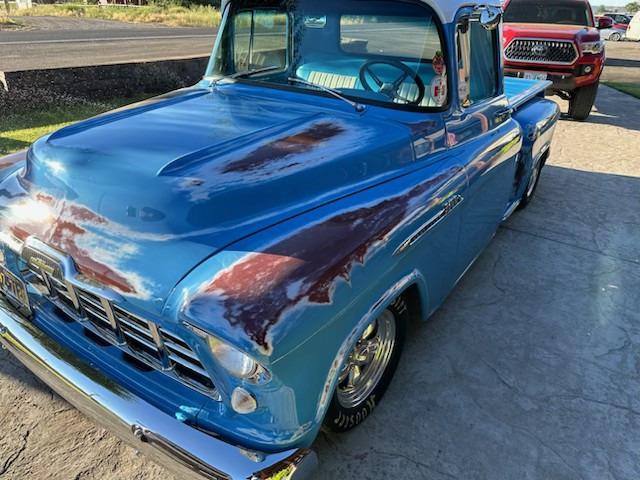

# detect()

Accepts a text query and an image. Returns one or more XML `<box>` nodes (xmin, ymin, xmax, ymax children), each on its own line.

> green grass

<box><xmin>12</xmin><ymin>4</ymin><xmax>221</xmax><ymax>28</ymax></box>
<box><xmin>603</xmin><ymin>81</ymin><xmax>640</xmax><ymax>100</ymax></box>
<box><xmin>0</xmin><ymin>14</ymin><xmax>21</xmax><ymax>29</ymax></box>
<box><xmin>0</xmin><ymin>96</ymin><xmax>148</xmax><ymax>156</ymax></box>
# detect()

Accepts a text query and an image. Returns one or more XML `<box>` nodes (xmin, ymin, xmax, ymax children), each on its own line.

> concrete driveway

<box><xmin>1</xmin><ymin>86</ymin><xmax>639</xmax><ymax>480</ymax></box>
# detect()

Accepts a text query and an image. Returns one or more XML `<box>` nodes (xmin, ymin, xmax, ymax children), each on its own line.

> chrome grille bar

<box><xmin>21</xmin><ymin>262</ymin><xmax>217</xmax><ymax>399</ymax></box>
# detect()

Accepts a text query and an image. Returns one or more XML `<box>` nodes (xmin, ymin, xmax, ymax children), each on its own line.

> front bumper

<box><xmin>504</xmin><ymin>59</ymin><xmax>603</xmax><ymax>92</ymax></box>
<box><xmin>0</xmin><ymin>298</ymin><xmax>317</xmax><ymax>480</ymax></box>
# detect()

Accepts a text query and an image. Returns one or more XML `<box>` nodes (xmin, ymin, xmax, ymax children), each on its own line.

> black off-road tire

<box><xmin>568</xmin><ymin>81</ymin><xmax>599</xmax><ymax>121</ymax></box>
<box><xmin>323</xmin><ymin>296</ymin><xmax>408</xmax><ymax>433</ymax></box>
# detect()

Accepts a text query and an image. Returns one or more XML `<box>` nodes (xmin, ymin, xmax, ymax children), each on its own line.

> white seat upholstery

<box><xmin>306</xmin><ymin>70</ymin><xmax>438</xmax><ymax>107</ymax></box>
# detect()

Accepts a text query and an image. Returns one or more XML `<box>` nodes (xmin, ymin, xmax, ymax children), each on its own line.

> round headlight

<box><xmin>208</xmin><ymin>337</ymin><xmax>258</xmax><ymax>378</ymax></box>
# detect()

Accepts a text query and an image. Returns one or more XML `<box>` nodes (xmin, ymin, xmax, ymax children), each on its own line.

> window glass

<box><xmin>504</xmin><ymin>1</ymin><xmax>591</xmax><ymax>26</ymax></box>
<box><xmin>209</xmin><ymin>0</ymin><xmax>448</xmax><ymax>109</ymax></box>
<box><xmin>457</xmin><ymin>20</ymin><xmax>499</xmax><ymax>106</ymax></box>
<box><xmin>340</xmin><ymin>15</ymin><xmax>442</xmax><ymax>60</ymax></box>
<box><xmin>233</xmin><ymin>9</ymin><xmax>288</xmax><ymax>72</ymax></box>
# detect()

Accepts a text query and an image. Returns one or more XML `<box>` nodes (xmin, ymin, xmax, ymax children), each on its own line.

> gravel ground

<box><xmin>1</xmin><ymin>86</ymin><xmax>639</xmax><ymax>480</ymax></box>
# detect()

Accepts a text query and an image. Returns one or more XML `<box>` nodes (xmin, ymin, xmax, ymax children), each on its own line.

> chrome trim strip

<box><xmin>394</xmin><ymin>195</ymin><xmax>464</xmax><ymax>256</ymax></box>
<box><xmin>0</xmin><ymin>300</ymin><xmax>317</xmax><ymax>480</ymax></box>
<box><xmin>502</xmin><ymin>199</ymin><xmax>521</xmax><ymax>221</ymax></box>
<box><xmin>504</xmin><ymin>38</ymin><xmax>579</xmax><ymax>66</ymax></box>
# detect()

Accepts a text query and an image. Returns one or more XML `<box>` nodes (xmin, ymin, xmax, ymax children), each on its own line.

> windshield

<box><xmin>504</xmin><ymin>1</ymin><xmax>593</xmax><ymax>26</ymax></box>
<box><xmin>208</xmin><ymin>0</ymin><xmax>448</xmax><ymax>109</ymax></box>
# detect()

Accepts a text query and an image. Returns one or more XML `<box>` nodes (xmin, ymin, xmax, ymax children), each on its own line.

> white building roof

<box><xmin>220</xmin><ymin>0</ymin><xmax>501</xmax><ymax>24</ymax></box>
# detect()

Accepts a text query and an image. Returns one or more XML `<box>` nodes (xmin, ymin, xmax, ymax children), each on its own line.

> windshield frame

<box><xmin>205</xmin><ymin>0</ymin><xmax>452</xmax><ymax>114</ymax></box>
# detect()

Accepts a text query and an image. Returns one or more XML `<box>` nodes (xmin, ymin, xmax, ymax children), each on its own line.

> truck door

<box><xmin>445</xmin><ymin>8</ymin><xmax>522</xmax><ymax>276</ymax></box>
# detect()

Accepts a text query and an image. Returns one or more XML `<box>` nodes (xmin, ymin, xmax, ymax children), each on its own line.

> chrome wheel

<box><xmin>337</xmin><ymin>310</ymin><xmax>397</xmax><ymax>409</ymax></box>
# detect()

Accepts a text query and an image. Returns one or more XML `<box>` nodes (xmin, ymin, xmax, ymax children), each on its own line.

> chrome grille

<box><xmin>505</xmin><ymin>39</ymin><xmax>578</xmax><ymax>65</ymax></box>
<box><xmin>22</xmin><ymin>261</ymin><xmax>218</xmax><ymax>399</ymax></box>
<box><xmin>160</xmin><ymin>327</ymin><xmax>216</xmax><ymax>392</ymax></box>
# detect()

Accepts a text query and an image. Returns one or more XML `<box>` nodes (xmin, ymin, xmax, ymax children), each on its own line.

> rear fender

<box><xmin>511</xmin><ymin>98</ymin><xmax>560</xmax><ymax>202</ymax></box>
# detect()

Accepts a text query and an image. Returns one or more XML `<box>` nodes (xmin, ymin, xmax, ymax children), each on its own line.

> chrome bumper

<box><xmin>0</xmin><ymin>299</ymin><xmax>317</xmax><ymax>480</ymax></box>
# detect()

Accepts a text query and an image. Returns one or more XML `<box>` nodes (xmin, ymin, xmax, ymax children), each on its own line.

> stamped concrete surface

<box><xmin>1</xmin><ymin>86</ymin><xmax>639</xmax><ymax>479</ymax></box>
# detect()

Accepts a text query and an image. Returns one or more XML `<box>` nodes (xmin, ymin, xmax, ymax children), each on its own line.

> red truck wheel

<box><xmin>568</xmin><ymin>81</ymin><xmax>599</xmax><ymax>121</ymax></box>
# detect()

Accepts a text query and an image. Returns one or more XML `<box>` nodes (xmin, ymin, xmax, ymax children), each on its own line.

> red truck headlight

<box><xmin>581</xmin><ymin>40</ymin><xmax>604</xmax><ymax>54</ymax></box>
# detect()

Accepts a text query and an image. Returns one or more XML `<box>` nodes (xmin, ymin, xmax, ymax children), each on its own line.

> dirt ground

<box><xmin>1</xmin><ymin>85</ymin><xmax>640</xmax><ymax>479</ymax></box>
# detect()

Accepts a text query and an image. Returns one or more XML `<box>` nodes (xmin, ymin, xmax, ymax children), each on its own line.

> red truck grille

<box><xmin>505</xmin><ymin>39</ymin><xmax>578</xmax><ymax>65</ymax></box>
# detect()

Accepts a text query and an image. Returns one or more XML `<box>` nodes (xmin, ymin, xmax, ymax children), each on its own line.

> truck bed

<box><xmin>505</xmin><ymin>77</ymin><xmax>552</xmax><ymax>111</ymax></box>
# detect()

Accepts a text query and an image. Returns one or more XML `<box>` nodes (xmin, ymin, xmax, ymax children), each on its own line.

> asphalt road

<box><xmin>1</xmin><ymin>86</ymin><xmax>639</xmax><ymax>479</ymax></box>
<box><xmin>1</xmin><ymin>15</ymin><xmax>638</xmax><ymax>78</ymax></box>
<box><xmin>0</xmin><ymin>16</ymin><xmax>216</xmax><ymax>71</ymax></box>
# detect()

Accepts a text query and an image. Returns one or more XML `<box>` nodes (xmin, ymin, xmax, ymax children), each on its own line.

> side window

<box><xmin>233</xmin><ymin>10</ymin><xmax>288</xmax><ymax>72</ymax></box>
<box><xmin>456</xmin><ymin>19</ymin><xmax>499</xmax><ymax>107</ymax></box>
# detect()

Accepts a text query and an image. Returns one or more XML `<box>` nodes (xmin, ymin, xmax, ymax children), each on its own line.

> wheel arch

<box><xmin>312</xmin><ymin>270</ymin><xmax>429</xmax><ymax>424</ymax></box>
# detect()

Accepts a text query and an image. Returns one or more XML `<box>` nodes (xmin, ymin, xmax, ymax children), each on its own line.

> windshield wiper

<box><xmin>231</xmin><ymin>65</ymin><xmax>285</xmax><ymax>80</ymax></box>
<box><xmin>288</xmin><ymin>77</ymin><xmax>366</xmax><ymax>113</ymax></box>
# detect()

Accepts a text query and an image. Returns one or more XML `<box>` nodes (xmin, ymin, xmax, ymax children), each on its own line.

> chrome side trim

<box><xmin>502</xmin><ymin>199</ymin><xmax>521</xmax><ymax>221</ymax></box>
<box><xmin>0</xmin><ymin>300</ymin><xmax>317</xmax><ymax>480</ymax></box>
<box><xmin>394</xmin><ymin>195</ymin><xmax>464</xmax><ymax>256</ymax></box>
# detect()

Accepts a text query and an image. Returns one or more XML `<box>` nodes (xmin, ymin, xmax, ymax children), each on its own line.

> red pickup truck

<box><xmin>503</xmin><ymin>0</ymin><xmax>612</xmax><ymax>120</ymax></box>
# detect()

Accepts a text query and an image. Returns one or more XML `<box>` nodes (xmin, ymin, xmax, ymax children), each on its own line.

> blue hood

<box><xmin>2</xmin><ymin>84</ymin><xmax>414</xmax><ymax>310</ymax></box>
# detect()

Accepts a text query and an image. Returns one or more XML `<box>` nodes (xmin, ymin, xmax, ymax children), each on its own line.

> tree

<box><xmin>627</xmin><ymin>2</ymin><xmax>640</xmax><ymax>14</ymax></box>
<box><xmin>596</xmin><ymin>4</ymin><xmax>606</xmax><ymax>14</ymax></box>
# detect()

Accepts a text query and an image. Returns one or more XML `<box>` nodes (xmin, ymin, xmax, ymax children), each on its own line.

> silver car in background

<box><xmin>601</xmin><ymin>27</ymin><xmax>627</xmax><ymax>41</ymax></box>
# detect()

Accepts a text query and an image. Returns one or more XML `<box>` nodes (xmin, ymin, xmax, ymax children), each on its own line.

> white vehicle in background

<box><xmin>628</xmin><ymin>12</ymin><xmax>640</xmax><ymax>41</ymax></box>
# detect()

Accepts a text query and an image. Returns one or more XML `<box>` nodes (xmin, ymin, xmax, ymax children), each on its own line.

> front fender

<box><xmin>0</xmin><ymin>150</ymin><xmax>27</xmax><ymax>180</ymax></box>
<box><xmin>163</xmin><ymin>152</ymin><xmax>464</xmax><ymax>447</ymax></box>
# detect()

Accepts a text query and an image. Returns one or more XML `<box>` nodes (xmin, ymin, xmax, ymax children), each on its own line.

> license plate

<box><xmin>523</xmin><ymin>71</ymin><xmax>548</xmax><ymax>81</ymax></box>
<box><xmin>0</xmin><ymin>265</ymin><xmax>29</xmax><ymax>310</ymax></box>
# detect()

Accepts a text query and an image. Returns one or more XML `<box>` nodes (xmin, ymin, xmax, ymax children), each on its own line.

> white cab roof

<box><xmin>220</xmin><ymin>1</ymin><xmax>501</xmax><ymax>24</ymax></box>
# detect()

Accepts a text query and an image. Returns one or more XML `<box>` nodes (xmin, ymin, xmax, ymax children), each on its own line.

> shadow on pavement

<box><xmin>577</xmin><ymin>86</ymin><xmax>640</xmax><ymax>132</ymax></box>
<box><xmin>606</xmin><ymin>57</ymin><xmax>640</xmax><ymax>68</ymax></box>
<box><xmin>313</xmin><ymin>165</ymin><xmax>640</xmax><ymax>479</ymax></box>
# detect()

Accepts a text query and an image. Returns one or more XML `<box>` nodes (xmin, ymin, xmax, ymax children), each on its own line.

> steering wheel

<box><xmin>359</xmin><ymin>59</ymin><xmax>426</xmax><ymax>106</ymax></box>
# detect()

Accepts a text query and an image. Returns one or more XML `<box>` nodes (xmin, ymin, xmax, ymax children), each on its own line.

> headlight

<box><xmin>581</xmin><ymin>41</ymin><xmax>604</xmax><ymax>54</ymax></box>
<box><xmin>186</xmin><ymin>323</ymin><xmax>269</xmax><ymax>382</ymax></box>
<box><xmin>208</xmin><ymin>336</ymin><xmax>260</xmax><ymax>378</ymax></box>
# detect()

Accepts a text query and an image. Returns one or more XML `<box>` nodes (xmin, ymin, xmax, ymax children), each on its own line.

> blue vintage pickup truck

<box><xmin>0</xmin><ymin>0</ymin><xmax>560</xmax><ymax>478</ymax></box>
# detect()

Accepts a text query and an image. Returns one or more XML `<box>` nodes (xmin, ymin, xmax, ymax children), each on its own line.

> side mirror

<box><xmin>597</xmin><ymin>17</ymin><xmax>613</xmax><ymax>30</ymax></box>
<box><xmin>478</xmin><ymin>5</ymin><xmax>503</xmax><ymax>31</ymax></box>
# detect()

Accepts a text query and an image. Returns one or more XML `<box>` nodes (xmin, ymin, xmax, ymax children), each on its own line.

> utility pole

<box><xmin>3</xmin><ymin>0</ymin><xmax>10</xmax><ymax>15</ymax></box>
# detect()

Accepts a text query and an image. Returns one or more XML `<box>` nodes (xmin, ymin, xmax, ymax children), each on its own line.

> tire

<box><xmin>518</xmin><ymin>153</ymin><xmax>545</xmax><ymax>210</ymax></box>
<box><xmin>610</xmin><ymin>33</ymin><xmax>622</xmax><ymax>42</ymax></box>
<box><xmin>568</xmin><ymin>81</ymin><xmax>599</xmax><ymax>121</ymax></box>
<box><xmin>323</xmin><ymin>296</ymin><xmax>408</xmax><ymax>433</ymax></box>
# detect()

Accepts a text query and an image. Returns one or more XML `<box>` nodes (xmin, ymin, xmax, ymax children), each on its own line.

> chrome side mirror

<box><xmin>478</xmin><ymin>5</ymin><xmax>503</xmax><ymax>31</ymax></box>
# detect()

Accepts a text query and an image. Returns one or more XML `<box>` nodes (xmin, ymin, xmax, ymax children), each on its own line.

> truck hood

<box><xmin>0</xmin><ymin>85</ymin><xmax>413</xmax><ymax>311</ymax></box>
<box><xmin>504</xmin><ymin>23</ymin><xmax>601</xmax><ymax>42</ymax></box>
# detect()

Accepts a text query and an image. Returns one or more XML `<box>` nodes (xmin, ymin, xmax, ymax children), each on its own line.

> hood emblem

<box><xmin>532</xmin><ymin>44</ymin><xmax>549</xmax><ymax>57</ymax></box>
